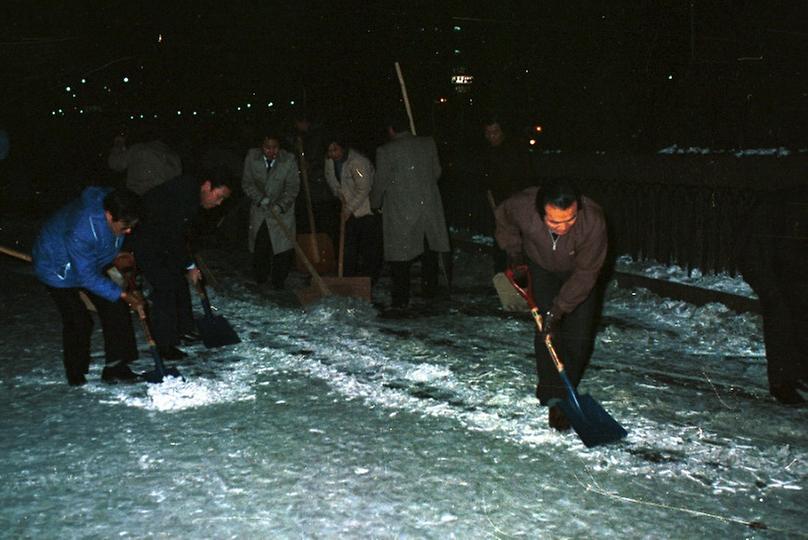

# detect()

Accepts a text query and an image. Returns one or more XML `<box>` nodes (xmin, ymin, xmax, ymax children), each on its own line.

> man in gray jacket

<box><xmin>108</xmin><ymin>131</ymin><xmax>182</xmax><ymax>195</ymax></box>
<box><xmin>370</xmin><ymin>116</ymin><xmax>449</xmax><ymax>309</ymax></box>
<box><xmin>242</xmin><ymin>133</ymin><xmax>300</xmax><ymax>289</ymax></box>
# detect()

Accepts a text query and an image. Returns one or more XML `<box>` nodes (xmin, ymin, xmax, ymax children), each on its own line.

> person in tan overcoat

<box><xmin>242</xmin><ymin>134</ymin><xmax>300</xmax><ymax>289</ymax></box>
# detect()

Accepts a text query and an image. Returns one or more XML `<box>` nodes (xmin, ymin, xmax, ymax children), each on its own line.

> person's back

<box><xmin>371</xmin><ymin>123</ymin><xmax>450</xmax><ymax>308</ymax></box>
<box><xmin>109</xmin><ymin>138</ymin><xmax>182</xmax><ymax>195</ymax></box>
<box><xmin>378</xmin><ymin>133</ymin><xmax>441</xmax><ymax>210</ymax></box>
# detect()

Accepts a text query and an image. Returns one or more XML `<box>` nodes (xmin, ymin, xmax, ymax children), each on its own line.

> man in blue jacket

<box><xmin>32</xmin><ymin>187</ymin><xmax>144</xmax><ymax>386</ymax></box>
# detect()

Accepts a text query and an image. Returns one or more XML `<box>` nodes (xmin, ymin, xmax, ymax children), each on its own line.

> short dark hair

<box><xmin>103</xmin><ymin>188</ymin><xmax>142</xmax><ymax>224</ymax></box>
<box><xmin>384</xmin><ymin>111</ymin><xmax>411</xmax><ymax>133</ymax></box>
<box><xmin>535</xmin><ymin>179</ymin><xmax>581</xmax><ymax>218</ymax></box>
<box><xmin>325</xmin><ymin>134</ymin><xmax>349</xmax><ymax>153</ymax></box>
<box><xmin>200</xmin><ymin>166</ymin><xmax>235</xmax><ymax>191</ymax></box>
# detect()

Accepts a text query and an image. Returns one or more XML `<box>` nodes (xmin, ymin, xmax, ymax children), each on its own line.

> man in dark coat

<box><xmin>32</xmin><ymin>187</ymin><xmax>144</xmax><ymax>385</ymax></box>
<box><xmin>482</xmin><ymin>116</ymin><xmax>536</xmax><ymax>274</ymax></box>
<box><xmin>370</xmin><ymin>116</ymin><xmax>450</xmax><ymax>309</ymax></box>
<box><xmin>132</xmin><ymin>171</ymin><xmax>232</xmax><ymax>359</ymax></box>
<box><xmin>496</xmin><ymin>179</ymin><xmax>608</xmax><ymax>430</ymax></box>
<box><xmin>738</xmin><ymin>186</ymin><xmax>808</xmax><ymax>405</ymax></box>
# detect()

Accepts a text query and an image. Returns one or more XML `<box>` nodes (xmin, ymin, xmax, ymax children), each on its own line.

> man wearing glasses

<box><xmin>495</xmin><ymin>179</ymin><xmax>608</xmax><ymax>431</ymax></box>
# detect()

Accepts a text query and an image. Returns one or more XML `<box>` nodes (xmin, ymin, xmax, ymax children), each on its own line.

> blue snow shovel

<box><xmin>505</xmin><ymin>267</ymin><xmax>627</xmax><ymax>447</ymax></box>
<box><xmin>135</xmin><ymin>305</ymin><xmax>184</xmax><ymax>384</ymax></box>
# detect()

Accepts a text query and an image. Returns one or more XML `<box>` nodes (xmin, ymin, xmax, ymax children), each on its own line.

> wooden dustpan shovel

<box><xmin>317</xmin><ymin>200</ymin><xmax>372</xmax><ymax>302</ymax></box>
<box><xmin>505</xmin><ymin>266</ymin><xmax>627</xmax><ymax>447</ymax></box>
<box><xmin>294</xmin><ymin>136</ymin><xmax>335</xmax><ymax>275</ymax></box>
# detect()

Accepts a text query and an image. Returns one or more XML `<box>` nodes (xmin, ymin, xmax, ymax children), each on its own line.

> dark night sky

<box><xmin>2</xmin><ymin>1</ymin><xmax>807</xmax><ymax>150</ymax></box>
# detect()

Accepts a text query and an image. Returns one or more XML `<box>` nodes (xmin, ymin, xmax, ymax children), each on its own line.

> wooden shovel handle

<box><xmin>135</xmin><ymin>305</ymin><xmax>157</xmax><ymax>347</ymax></box>
<box><xmin>0</xmin><ymin>245</ymin><xmax>32</xmax><ymax>262</ymax></box>
<box><xmin>295</xmin><ymin>136</ymin><xmax>321</xmax><ymax>262</ymax></box>
<box><xmin>268</xmin><ymin>206</ymin><xmax>331</xmax><ymax>295</ymax></box>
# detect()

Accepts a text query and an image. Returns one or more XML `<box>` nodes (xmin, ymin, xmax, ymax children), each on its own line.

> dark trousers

<box><xmin>528</xmin><ymin>261</ymin><xmax>599</xmax><ymax>404</ymax></box>
<box><xmin>344</xmin><ymin>213</ymin><xmax>383</xmax><ymax>283</ymax></box>
<box><xmin>389</xmin><ymin>239</ymin><xmax>440</xmax><ymax>308</ymax></box>
<box><xmin>47</xmin><ymin>287</ymin><xmax>138</xmax><ymax>383</ymax></box>
<box><xmin>138</xmin><ymin>260</ymin><xmax>196</xmax><ymax>347</ymax></box>
<box><xmin>758</xmin><ymin>290</ymin><xmax>808</xmax><ymax>387</ymax></box>
<box><xmin>253</xmin><ymin>222</ymin><xmax>294</xmax><ymax>288</ymax></box>
<box><xmin>737</xmin><ymin>191</ymin><xmax>808</xmax><ymax>391</ymax></box>
<box><xmin>296</xmin><ymin>198</ymin><xmax>340</xmax><ymax>245</ymax></box>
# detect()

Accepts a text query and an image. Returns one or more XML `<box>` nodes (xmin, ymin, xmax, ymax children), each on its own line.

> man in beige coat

<box><xmin>370</xmin><ymin>117</ymin><xmax>449</xmax><ymax>308</ymax></box>
<box><xmin>325</xmin><ymin>137</ymin><xmax>382</xmax><ymax>283</ymax></box>
<box><xmin>242</xmin><ymin>134</ymin><xmax>300</xmax><ymax>289</ymax></box>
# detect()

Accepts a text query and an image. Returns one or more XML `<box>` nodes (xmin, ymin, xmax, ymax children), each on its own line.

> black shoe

<box><xmin>102</xmin><ymin>363</ymin><xmax>142</xmax><ymax>383</ymax></box>
<box><xmin>771</xmin><ymin>384</ymin><xmax>806</xmax><ymax>406</ymax></box>
<box><xmin>158</xmin><ymin>346</ymin><xmax>188</xmax><ymax>360</ymax></box>
<box><xmin>181</xmin><ymin>331</ymin><xmax>201</xmax><ymax>345</ymax></box>
<box><xmin>67</xmin><ymin>372</ymin><xmax>87</xmax><ymax>386</ymax></box>
<box><xmin>549</xmin><ymin>405</ymin><xmax>571</xmax><ymax>431</ymax></box>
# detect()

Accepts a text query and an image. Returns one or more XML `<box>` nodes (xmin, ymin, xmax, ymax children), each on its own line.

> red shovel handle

<box><xmin>504</xmin><ymin>265</ymin><xmax>534</xmax><ymax>308</ymax></box>
<box><xmin>503</xmin><ymin>265</ymin><xmax>566</xmax><ymax>373</ymax></box>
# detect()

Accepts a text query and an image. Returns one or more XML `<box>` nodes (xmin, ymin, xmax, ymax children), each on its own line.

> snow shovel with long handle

<box><xmin>505</xmin><ymin>266</ymin><xmax>627</xmax><ymax>447</ymax></box>
<box><xmin>135</xmin><ymin>304</ymin><xmax>184</xmax><ymax>383</ymax></box>
<box><xmin>293</xmin><ymin>135</ymin><xmax>336</xmax><ymax>275</ymax></box>
<box><xmin>194</xmin><ymin>276</ymin><xmax>241</xmax><ymax>349</ymax></box>
<box><xmin>268</xmin><ymin>205</ymin><xmax>332</xmax><ymax>306</ymax></box>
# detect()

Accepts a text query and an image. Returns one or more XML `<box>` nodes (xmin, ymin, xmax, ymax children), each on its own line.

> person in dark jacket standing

<box><xmin>370</xmin><ymin>116</ymin><xmax>450</xmax><ymax>309</ymax></box>
<box><xmin>481</xmin><ymin>116</ymin><xmax>536</xmax><ymax>274</ymax></box>
<box><xmin>738</xmin><ymin>186</ymin><xmax>808</xmax><ymax>405</ymax></box>
<box><xmin>495</xmin><ymin>180</ymin><xmax>608</xmax><ymax>430</ymax></box>
<box><xmin>32</xmin><ymin>187</ymin><xmax>144</xmax><ymax>385</ymax></box>
<box><xmin>133</xmin><ymin>172</ymin><xmax>232</xmax><ymax>359</ymax></box>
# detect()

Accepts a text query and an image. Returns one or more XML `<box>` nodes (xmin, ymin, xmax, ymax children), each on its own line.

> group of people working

<box><xmin>29</xmin><ymin>113</ymin><xmax>803</xmax><ymax>440</ymax></box>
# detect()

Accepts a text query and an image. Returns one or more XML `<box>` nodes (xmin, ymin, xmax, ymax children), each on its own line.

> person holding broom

<box><xmin>324</xmin><ymin>135</ymin><xmax>382</xmax><ymax>284</ymax></box>
<box><xmin>495</xmin><ymin>179</ymin><xmax>608</xmax><ymax>430</ymax></box>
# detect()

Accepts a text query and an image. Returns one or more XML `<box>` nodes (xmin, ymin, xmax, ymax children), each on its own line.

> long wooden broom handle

<box><xmin>1</xmin><ymin>244</ymin><xmax>100</xmax><ymax>312</ymax></box>
<box><xmin>395</xmin><ymin>62</ymin><xmax>417</xmax><ymax>135</ymax></box>
<box><xmin>268</xmin><ymin>206</ymin><xmax>331</xmax><ymax>295</ymax></box>
<box><xmin>295</xmin><ymin>136</ymin><xmax>321</xmax><ymax>263</ymax></box>
<box><xmin>0</xmin><ymin>245</ymin><xmax>32</xmax><ymax>262</ymax></box>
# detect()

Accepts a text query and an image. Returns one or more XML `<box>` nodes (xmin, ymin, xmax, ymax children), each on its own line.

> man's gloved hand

<box><xmin>259</xmin><ymin>196</ymin><xmax>271</xmax><ymax>208</ymax></box>
<box><xmin>122</xmin><ymin>290</ymin><xmax>145</xmax><ymax>311</ymax></box>
<box><xmin>542</xmin><ymin>308</ymin><xmax>562</xmax><ymax>340</ymax></box>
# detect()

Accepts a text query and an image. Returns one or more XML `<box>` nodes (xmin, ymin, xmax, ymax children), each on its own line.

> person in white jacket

<box><xmin>324</xmin><ymin>137</ymin><xmax>382</xmax><ymax>283</ymax></box>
